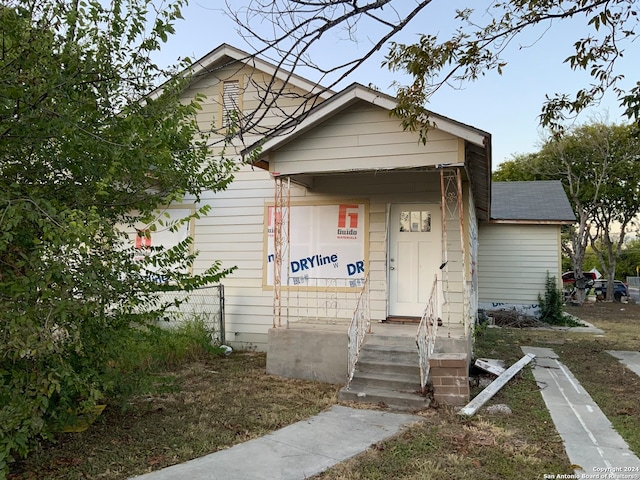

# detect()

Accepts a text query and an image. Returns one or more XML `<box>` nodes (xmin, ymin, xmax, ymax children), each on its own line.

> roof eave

<box><xmin>148</xmin><ymin>43</ymin><xmax>334</xmax><ymax>101</ymax></box>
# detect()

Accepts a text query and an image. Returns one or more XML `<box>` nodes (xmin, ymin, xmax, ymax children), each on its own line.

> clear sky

<box><xmin>156</xmin><ymin>1</ymin><xmax>640</xmax><ymax>170</ymax></box>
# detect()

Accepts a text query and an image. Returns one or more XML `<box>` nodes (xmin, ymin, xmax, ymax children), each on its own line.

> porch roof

<box><xmin>245</xmin><ymin>83</ymin><xmax>493</xmax><ymax>221</ymax></box>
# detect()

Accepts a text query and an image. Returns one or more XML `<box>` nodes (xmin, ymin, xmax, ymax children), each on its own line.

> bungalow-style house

<box><xmin>146</xmin><ymin>44</ymin><xmax>575</xmax><ymax>407</ymax></box>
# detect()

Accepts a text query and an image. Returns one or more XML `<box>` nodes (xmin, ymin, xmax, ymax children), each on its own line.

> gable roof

<box><xmin>149</xmin><ymin>43</ymin><xmax>333</xmax><ymax>101</ymax></box>
<box><xmin>252</xmin><ymin>83</ymin><xmax>490</xmax><ymax>153</ymax></box>
<box><xmin>246</xmin><ymin>82</ymin><xmax>492</xmax><ymax>220</ymax></box>
<box><xmin>490</xmin><ymin>181</ymin><xmax>575</xmax><ymax>224</ymax></box>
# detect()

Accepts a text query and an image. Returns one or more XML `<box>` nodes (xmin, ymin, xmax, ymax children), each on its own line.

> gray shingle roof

<box><xmin>491</xmin><ymin>180</ymin><xmax>576</xmax><ymax>222</ymax></box>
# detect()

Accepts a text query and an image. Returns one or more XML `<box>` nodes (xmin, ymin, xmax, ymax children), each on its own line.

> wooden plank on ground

<box><xmin>459</xmin><ymin>353</ymin><xmax>536</xmax><ymax>417</ymax></box>
<box><xmin>474</xmin><ymin>358</ymin><xmax>506</xmax><ymax>376</ymax></box>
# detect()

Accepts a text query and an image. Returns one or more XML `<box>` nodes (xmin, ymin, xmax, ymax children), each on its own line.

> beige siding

<box><xmin>177</xmin><ymin>61</ymin><xmax>324</xmax><ymax>350</ymax></box>
<box><xmin>270</xmin><ymin>103</ymin><xmax>460</xmax><ymax>175</ymax></box>
<box><xmin>478</xmin><ymin>224</ymin><xmax>562</xmax><ymax>307</ymax></box>
<box><xmin>173</xmin><ymin>64</ymin><xmax>472</xmax><ymax>350</ymax></box>
<box><xmin>188</xmin><ymin>167</ymin><xmax>468</xmax><ymax>349</ymax></box>
<box><xmin>186</xmin><ymin>65</ymin><xmax>320</xmax><ymax>145</ymax></box>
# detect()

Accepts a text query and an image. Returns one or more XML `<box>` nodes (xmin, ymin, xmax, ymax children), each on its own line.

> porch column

<box><xmin>272</xmin><ymin>174</ymin><xmax>290</xmax><ymax>327</ymax></box>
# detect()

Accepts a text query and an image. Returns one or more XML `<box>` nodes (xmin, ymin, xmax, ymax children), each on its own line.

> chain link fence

<box><xmin>626</xmin><ymin>277</ymin><xmax>640</xmax><ymax>303</ymax></box>
<box><xmin>156</xmin><ymin>285</ymin><xmax>225</xmax><ymax>344</ymax></box>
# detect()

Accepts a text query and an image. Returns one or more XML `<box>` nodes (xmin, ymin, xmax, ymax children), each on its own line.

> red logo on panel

<box><xmin>337</xmin><ymin>204</ymin><xmax>359</xmax><ymax>239</ymax></box>
<box><xmin>338</xmin><ymin>204</ymin><xmax>359</xmax><ymax>229</ymax></box>
<box><xmin>135</xmin><ymin>229</ymin><xmax>152</xmax><ymax>249</ymax></box>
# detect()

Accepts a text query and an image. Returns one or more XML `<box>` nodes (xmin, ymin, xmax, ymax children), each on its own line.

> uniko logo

<box><xmin>337</xmin><ymin>204</ymin><xmax>359</xmax><ymax>239</ymax></box>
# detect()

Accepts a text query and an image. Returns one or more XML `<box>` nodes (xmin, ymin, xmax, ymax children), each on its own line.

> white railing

<box><xmin>286</xmin><ymin>276</ymin><xmax>366</xmax><ymax>326</ymax></box>
<box><xmin>416</xmin><ymin>276</ymin><xmax>439</xmax><ymax>394</ymax></box>
<box><xmin>346</xmin><ymin>273</ymin><xmax>371</xmax><ymax>388</ymax></box>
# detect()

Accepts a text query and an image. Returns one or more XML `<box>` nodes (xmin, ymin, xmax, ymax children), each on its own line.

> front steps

<box><xmin>338</xmin><ymin>330</ymin><xmax>430</xmax><ymax>410</ymax></box>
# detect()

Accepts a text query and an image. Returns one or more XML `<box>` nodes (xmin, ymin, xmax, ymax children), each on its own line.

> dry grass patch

<box><xmin>314</xmin><ymin>405</ymin><xmax>570</xmax><ymax>480</ymax></box>
<box><xmin>9</xmin><ymin>352</ymin><xmax>340</xmax><ymax>480</ymax></box>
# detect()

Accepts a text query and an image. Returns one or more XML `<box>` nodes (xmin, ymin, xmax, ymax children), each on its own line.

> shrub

<box><xmin>538</xmin><ymin>272</ymin><xmax>566</xmax><ymax>325</ymax></box>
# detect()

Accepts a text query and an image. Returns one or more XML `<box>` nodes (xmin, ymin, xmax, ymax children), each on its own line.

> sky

<box><xmin>155</xmin><ymin>1</ymin><xmax>640</xmax><ymax>170</ymax></box>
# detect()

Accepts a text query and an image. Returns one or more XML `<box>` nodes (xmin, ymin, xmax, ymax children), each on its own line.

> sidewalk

<box><xmin>130</xmin><ymin>405</ymin><xmax>423</xmax><ymax>480</ymax></box>
<box><xmin>522</xmin><ymin>346</ymin><xmax>640</xmax><ymax>478</ymax></box>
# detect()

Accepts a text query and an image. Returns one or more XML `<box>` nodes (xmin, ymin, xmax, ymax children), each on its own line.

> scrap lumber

<box><xmin>475</xmin><ymin>358</ymin><xmax>506</xmax><ymax>376</ymax></box>
<box><xmin>459</xmin><ymin>353</ymin><xmax>536</xmax><ymax>417</ymax></box>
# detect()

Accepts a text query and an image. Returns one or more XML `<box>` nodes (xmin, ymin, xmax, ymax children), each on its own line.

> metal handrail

<box><xmin>346</xmin><ymin>273</ymin><xmax>370</xmax><ymax>388</ymax></box>
<box><xmin>416</xmin><ymin>275</ymin><xmax>439</xmax><ymax>394</ymax></box>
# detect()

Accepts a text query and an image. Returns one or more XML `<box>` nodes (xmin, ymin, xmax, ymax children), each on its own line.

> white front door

<box><xmin>388</xmin><ymin>204</ymin><xmax>441</xmax><ymax>317</ymax></box>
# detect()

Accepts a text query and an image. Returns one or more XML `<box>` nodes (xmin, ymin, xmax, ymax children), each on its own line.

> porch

<box><xmin>266</xmin><ymin>271</ymin><xmax>474</xmax><ymax>407</ymax></box>
<box><xmin>249</xmin><ymin>85</ymin><xmax>491</xmax><ymax>407</ymax></box>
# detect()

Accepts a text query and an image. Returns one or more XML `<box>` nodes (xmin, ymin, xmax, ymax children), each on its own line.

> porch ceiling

<box><xmin>268</xmin><ymin>140</ymin><xmax>491</xmax><ymax>222</ymax></box>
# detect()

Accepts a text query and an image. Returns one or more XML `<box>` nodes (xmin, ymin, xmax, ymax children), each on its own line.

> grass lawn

<box><xmin>9</xmin><ymin>302</ymin><xmax>640</xmax><ymax>479</ymax></box>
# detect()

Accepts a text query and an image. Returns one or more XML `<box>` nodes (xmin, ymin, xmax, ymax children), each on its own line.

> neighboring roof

<box><xmin>490</xmin><ymin>180</ymin><xmax>575</xmax><ymax>224</ymax></box>
<box><xmin>149</xmin><ymin>43</ymin><xmax>334</xmax><ymax>101</ymax></box>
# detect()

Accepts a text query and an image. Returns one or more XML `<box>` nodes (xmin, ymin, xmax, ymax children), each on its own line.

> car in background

<box><xmin>591</xmin><ymin>279</ymin><xmax>629</xmax><ymax>301</ymax></box>
<box><xmin>562</xmin><ymin>271</ymin><xmax>597</xmax><ymax>289</ymax></box>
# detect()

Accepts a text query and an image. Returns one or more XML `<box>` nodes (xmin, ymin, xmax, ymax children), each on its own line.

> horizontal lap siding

<box><xmin>190</xmin><ymin>169</ymin><xmax>459</xmax><ymax>348</ymax></box>
<box><xmin>478</xmin><ymin>224</ymin><xmax>561</xmax><ymax>305</ymax></box>
<box><xmin>271</xmin><ymin>103</ymin><xmax>460</xmax><ymax>174</ymax></box>
<box><xmin>180</xmin><ymin>65</ymin><xmax>329</xmax><ymax>350</ymax></box>
<box><xmin>177</xmin><ymin>69</ymin><xmax>468</xmax><ymax>348</ymax></box>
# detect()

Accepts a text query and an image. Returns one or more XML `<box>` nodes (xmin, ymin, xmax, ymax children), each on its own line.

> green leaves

<box><xmin>1</xmin><ymin>1</ymin><xmax>237</xmax><ymax>474</ymax></box>
<box><xmin>384</xmin><ymin>1</ymin><xmax>640</xmax><ymax>137</ymax></box>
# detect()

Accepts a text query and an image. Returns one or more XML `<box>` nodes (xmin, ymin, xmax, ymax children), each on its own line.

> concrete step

<box><xmin>355</xmin><ymin>358</ymin><xmax>421</xmax><ymax>376</ymax></box>
<box><xmin>348</xmin><ymin>371</ymin><xmax>420</xmax><ymax>392</ymax></box>
<box><xmin>338</xmin><ymin>385</ymin><xmax>429</xmax><ymax>410</ymax></box>
<box><xmin>358</xmin><ymin>344</ymin><xmax>418</xmax><ymax>364</ymax></box>
<box><xmin>364</xmin><ymin>333</ymin><xmax>416</xmax><ymax>347</ymax></box>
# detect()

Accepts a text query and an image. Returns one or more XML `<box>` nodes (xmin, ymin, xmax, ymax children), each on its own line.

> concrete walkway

<box><xmin>522</xmin><ymin>346</ymin><xmax>640</xmax><ymax>478</ymax></box>
<box><xmin>607</xmin><ymin>350</ymin><xmax>640</xmax><ymax>378</ymax></box>
<box><xmin>130</xmin><ymin>405</ymin><xmax>422</xmax><ymax>480</ymax></box>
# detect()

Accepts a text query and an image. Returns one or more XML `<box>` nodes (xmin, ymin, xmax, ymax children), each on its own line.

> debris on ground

<box><xmin>485</xmin><ymin>404</ymin><xmax>513</xmax><ymax>415</ymax></box>
<box><xmin>485</xmin><ymin>309</ymin><xmax>546</xmax><ymax>328</ymax></box>
<box><xmin>459</xmin><ymin>353</ymin><xmax>536</xmax><ymax>417</ymax></box>
<box><xmin>475</xmin><ymin>358</ymin><xmax>506</xmax><ymax>376</ymax></box>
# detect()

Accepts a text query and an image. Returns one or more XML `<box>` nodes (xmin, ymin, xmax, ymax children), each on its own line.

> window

<box><xmin>399</xmin><ymin>210</ymin><xmax>431</xmax><ymax>232</ymax></box>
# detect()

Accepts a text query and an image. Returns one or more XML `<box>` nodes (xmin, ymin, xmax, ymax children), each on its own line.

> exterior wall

<box><xmin>477</xmin><ymin>223</ymin><xmax>562</xmax><ymax>311</ymax></box>
<box><xmin>189</xmin><ymin>169</ymin><xmax>469</xmax><ymax>351</ymax></box>
<box><xmin>186</xmin><ymin>63</ymin><xmax>319</xmax><ymax>148</ymax></box>
<box><xmin>269</xmin><ymin>102</ymin><xmax>461</xmax><ymax>175</ymax></box>
<box><xmin>173</xmin><ymin>64</ymin><xmax>470</xmax><ymax>351</ymax></box>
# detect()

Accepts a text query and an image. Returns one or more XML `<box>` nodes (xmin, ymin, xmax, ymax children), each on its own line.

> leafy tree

<box><xmin>492</xmin><ymin>153</ymin><xmax>545</xmax><ymax>182</ymax></box>
<box><xmin>0</xmin><ymin>1</ymin><xmax>235</xmax><ymax>472</ymax></box>
<box><xmin>616</xmin><ymin>238</ymin><xmax>640</xmax><ymax>279</ymax></box>
<box><xmin>493</xmin><ymin>122</ymin><xmax>640</xmax><ymax>301</ymax></box>
<box><xmin>227</xmin><ymin>1</ymin><xmax>640</xmax><ymax>142</ymax></box>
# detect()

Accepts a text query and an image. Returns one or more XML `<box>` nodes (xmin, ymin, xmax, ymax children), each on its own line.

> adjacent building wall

<box><xmin>477</xmin><ymin>223</ymin><xmax>562</xmax><ymax>311</ymax></box>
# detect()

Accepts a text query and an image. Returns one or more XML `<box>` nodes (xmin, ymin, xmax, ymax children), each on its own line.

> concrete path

<box><xmin>607</xmin><ymin>350</ymin><xmax>640</xmax><ymax>378</ymax></box>
<box><xmin>522</xmin><ymin>346</ymin><xmax>640</xmax><ymax>478</ymax></box>
<box><xmin>130</xmin><ymin>405</ymin><xmax>422</xmax><ymax>480</ymax></box>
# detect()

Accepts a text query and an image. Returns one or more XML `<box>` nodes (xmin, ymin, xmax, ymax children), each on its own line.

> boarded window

<box><xmin>222</xmin><ymin>80</ymin><xmax>240</xmax><ymax>127</ymax></box>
